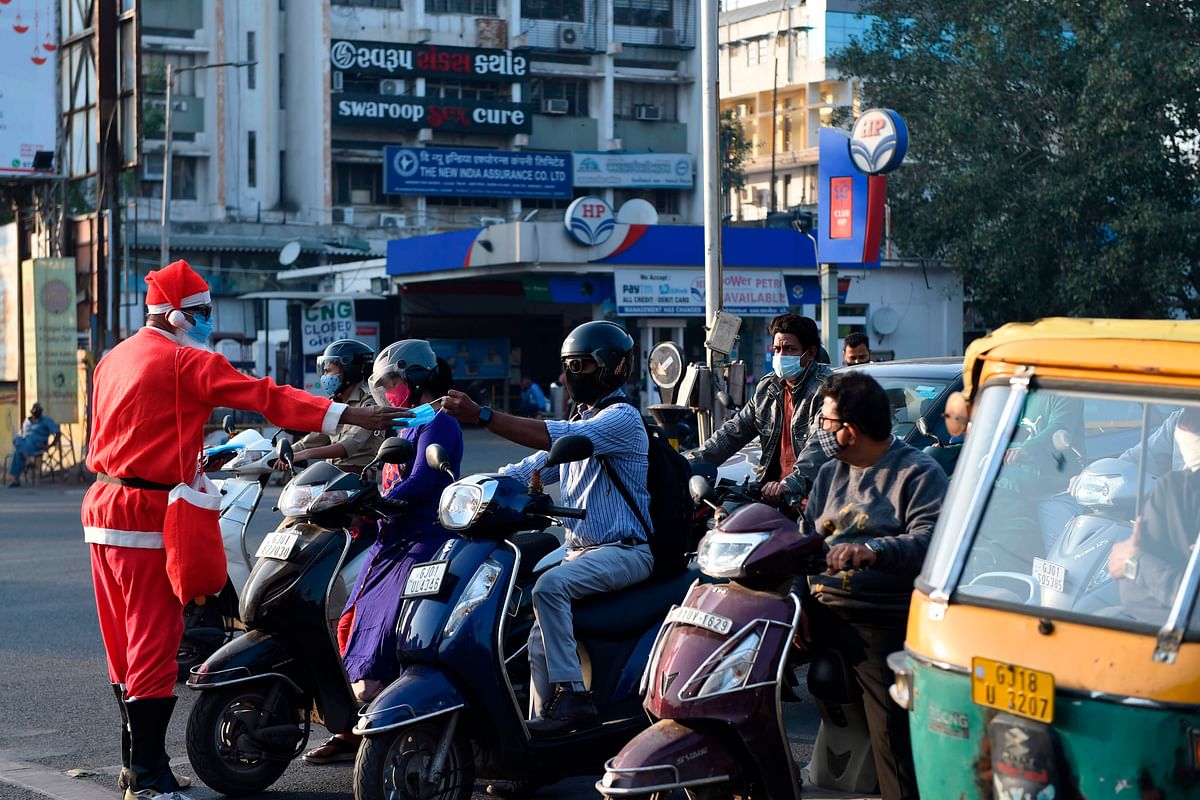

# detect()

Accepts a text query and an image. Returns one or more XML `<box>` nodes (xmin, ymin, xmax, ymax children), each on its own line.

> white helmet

<box><xmin>369</xmin><ymin>339</ymin><xmax>438</xmax><ymax>406</ymax></box>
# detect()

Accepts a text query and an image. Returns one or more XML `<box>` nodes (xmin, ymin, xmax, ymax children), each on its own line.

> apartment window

<box><xmin>334</xmin><ymin>162</ymin><xmax>382</xmax><ymax>205</ymax></box>
<box><xmin>247</xmin><ymin>131</ymin><xmax>257</xmax><ymax>188</ymax></box>
<box><xmin>613</xmin><ymin>81</ymin><xmax>677</xmax><ymax>121</ymax></box>
<box><xmin>614</xmin><ymin>0</ymin><xmax>671</xmax><ymax>28</ymax></box>
<box><xmin>523</xmin><ymin>0</ymin><xmax>584</xmax><ymax>21</ymax></box>
<box><xmin>424</xmin><ymin>80</ymin><xmax>503</xmax><ymax>101</ymax></box>
<box><xmin>138</xmin><ymin>154</ymin><xmax>198</xmax><ymax>200</ymax></box>
<box><xmin>746</xmin><ymin>38</ymin><xmax>768</xmax><ymax>66</ymax></box>
<box><xmin>530</xmin><ymin>78</ymin><xmax>589</xmax><ymax>116</ymax></box>
<box><xmin>425</xmin><ymin>0</ymin><xmax>498</xmax><ymax>15</ymax></box>
<box><xmin>247</xmin><ymin>32</ymin><xmax>256</xmax><ymax>89</ymax></box>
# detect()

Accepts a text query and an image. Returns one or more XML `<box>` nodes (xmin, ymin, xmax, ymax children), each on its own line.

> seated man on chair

<box><xmin>9</xmin><ymin>402</ymin><xmax>59</xmax><ymax>488</ymax></box>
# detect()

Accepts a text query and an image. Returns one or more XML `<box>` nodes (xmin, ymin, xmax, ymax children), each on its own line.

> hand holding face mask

<box><xmin>394</xmin><ymin>397</ymin><xmax>445</xmax><ymax>428</ymax></box>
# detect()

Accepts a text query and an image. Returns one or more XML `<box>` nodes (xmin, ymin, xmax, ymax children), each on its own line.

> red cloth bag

<box><xmin>163</xmin><ymin>349</ymin><xmax>227</xmax><ymax>604</ymax></box>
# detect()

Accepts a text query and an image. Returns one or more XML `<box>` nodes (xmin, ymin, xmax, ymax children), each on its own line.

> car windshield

<box><xmin>921</xmin><ymin>384</ymin><xmax>1200</xmax><ymax>636</ymax></box>
<box><xmin>873</xmin><ymin>375</ymin><xmax>955</xmax><ymax>439</ymax></box>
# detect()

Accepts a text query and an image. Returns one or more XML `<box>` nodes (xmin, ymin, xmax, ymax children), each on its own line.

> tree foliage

<box><xmin>720</xmin><ymin>109</ymin><xmax>753</xmax><ymax>215</ymax></box>
<box><xmin>834</xmin><ymin>1</ymin><xmax>1200</xmax><ymax>323</ymax></box>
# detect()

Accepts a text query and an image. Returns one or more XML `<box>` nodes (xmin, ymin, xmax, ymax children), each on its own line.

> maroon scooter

<box><xmin>597</xmin><ymin>478</ymin><xmax>828</xmax><ymax>800</ymax></box>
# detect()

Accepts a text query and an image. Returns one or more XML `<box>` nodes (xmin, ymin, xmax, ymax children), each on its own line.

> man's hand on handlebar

<box><xmin>825</xmin><ymin>542</ymin><xmax>877</xmax><ymax>574</ymax></box>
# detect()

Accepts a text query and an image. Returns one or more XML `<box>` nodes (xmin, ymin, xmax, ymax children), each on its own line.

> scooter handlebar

<box><xmin>548</xmin><ymin>505</ymin><xmax>586</xmax><ymax>520</ymax></box>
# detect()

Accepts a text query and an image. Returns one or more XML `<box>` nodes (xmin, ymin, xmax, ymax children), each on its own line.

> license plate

<box><xmin>666</xmin><ymin>605</ymin><xmax>734</xmax><ymax>636</ymax></box>
<box><xmin>255</xmin><ymin>531</ymin><xmax>300</xmax><ymax>561</ymax></box>
<box><xmin>971</xmin><ymin>657</ymin><xmax>1054</xmax><ymax>723</ymax></box>
<box><xmin>404</xmin><ymin>561</ymin><xmax>449</xmax><ymax>597</ymax></box>
<box><xmin>1032</xmin><ymin>557</ymin><xmax>1066</xmax><ymax>593</ymax></box>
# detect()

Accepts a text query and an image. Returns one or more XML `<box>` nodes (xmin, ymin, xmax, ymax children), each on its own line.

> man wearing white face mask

<box><xmin>688</xmin><ymin>312</ymin><xmax>833</xmax><ymax>502</ymax></box>
<box><xmin>1108</xmin><ymin>406</ymin><xmax>1200</xmax><ymax>623</ymax></box>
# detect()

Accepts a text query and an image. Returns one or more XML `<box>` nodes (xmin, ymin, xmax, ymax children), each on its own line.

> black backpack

<box><xmin>593</xmin><ymin>396</ymin><xmax>695</xmax><ymax>578</ymax></box>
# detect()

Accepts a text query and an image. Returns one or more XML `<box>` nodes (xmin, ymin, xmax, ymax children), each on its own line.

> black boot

<box><xmin>526</xmin><ymin>684</ymin><xmax>598</xmax><ymax>737</ymax></box>
<box><xmin>124</xmin><ymin>696</ymin><xmax>190</xmax><ymax>798</ymax></box>
<box><xmin>112</xmin><ymin>684</ymin><xmax>132</xmax><ymax>791</ymax></box>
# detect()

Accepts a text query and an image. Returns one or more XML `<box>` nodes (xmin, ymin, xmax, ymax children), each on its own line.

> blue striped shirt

<box><xmin>500</xmin><ymin>390</ymin><xmax>651</xmax><ymax>549</ymax></box>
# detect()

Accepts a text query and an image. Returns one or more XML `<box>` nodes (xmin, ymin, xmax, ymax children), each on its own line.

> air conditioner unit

<box><xmin>379</xmin><ymin>212</ymin><xmax>407</xmax><ymax>229</ymax></box>
<box><xmin>634</xmin><ymin>104</ymin><xmax>662</xmax><ymax>121</ymax></box>
<box><xmin>332</xmin><ymin>207</ymin><xmax>355</xmax><ymax>224</ymax></box>
<box><xmin>332</xmin><ymin>71</ymin><xmax>344</xmax><ymax>92</ymax></box>
<box><xmin>379</xmin><ymin>79</ymin><xmax>404</xmax><ymax>96</ymax></box>
<box><xmin>657</xmin><ymin>29</ymin><xmax>680</xmax><ymax>47</ymax></box>
<box><xmin>557</xmin><ymin>23</ymin><xmax>585</xmax><ymax>50</ymax></box>
<box><xmin>542</xmin><ymin>98</ymin><xmax>570</xmax><ymax>115</ymax></box>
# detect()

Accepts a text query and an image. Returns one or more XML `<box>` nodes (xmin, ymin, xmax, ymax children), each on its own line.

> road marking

<box><xmin>0</xmin><ymin>752</ymin><xmax>114</xmax><ymax>800</ymax></box>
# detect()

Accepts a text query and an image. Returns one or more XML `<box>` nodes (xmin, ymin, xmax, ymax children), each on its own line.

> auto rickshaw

<box><xmin>889</xmin><ymin>318</ymin><xmax>1200</xmax><ymax>798</ymax></box>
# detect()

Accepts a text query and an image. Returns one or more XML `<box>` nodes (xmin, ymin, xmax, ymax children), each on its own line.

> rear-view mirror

<box><xmin>545</xmin><ymin>434</ymin><xmax>594</xmax><ymax>468</ymax></box>
<box><xmin>376</xmin><ymin>436</ymin><xmax>415</xmax><ymax>466</ymax></box>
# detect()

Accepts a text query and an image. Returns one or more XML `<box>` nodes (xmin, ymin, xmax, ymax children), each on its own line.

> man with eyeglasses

<box><xmin>803</xmin><ymin>371</ymin><xmax>948</xmax><ymax>800</ymax></box>
<box><xmin>687</xmin><ymin>312</ymin><xmax>833</xmax><ymax>504</ymax></box>
<box><xmin>82</xmin><ymin>260</ymin><xmax>403</xmax><ymax>799</ymax></box>
<box><xmin>442</xmin><ymin>321</ymin><xmax>653</xmax><ymax>737</ymax></box>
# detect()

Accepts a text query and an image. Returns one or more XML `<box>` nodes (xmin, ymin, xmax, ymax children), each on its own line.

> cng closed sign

<box><xmin>302</xmin><ymin>300</ymin><xmax>356</xmax><ymax>354</ymax></box>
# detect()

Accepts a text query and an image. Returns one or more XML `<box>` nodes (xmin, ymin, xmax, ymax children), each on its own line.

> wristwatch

<box><xmin>1123</xmin><ymin>556</ymin><xmax>1140</xmax><ymax>581</ymax></box>
<box><xmin>864</xmin><ymin>540</ymin><xmax>883</xmax><ymax>559</ymax></box>
<box><xmin>477</xmin><ymin>406</ymin><xmax>494</xmax><ymax>428</ymax></box>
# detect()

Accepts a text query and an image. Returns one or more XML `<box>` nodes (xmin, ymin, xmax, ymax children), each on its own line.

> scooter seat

<box><xmin>513</xmin><ymin>532</ymin><xmax>560</xmax><ymax>583</ymax></box>
<box><xmin>573</xmin><ymin>566</ymin><xmax>699</xmax><ymax>639</ymax></box>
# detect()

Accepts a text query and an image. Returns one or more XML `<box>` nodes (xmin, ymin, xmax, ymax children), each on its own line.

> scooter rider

<box><xmin>290</xmin><ymin>339</ymin><xmax>381</xmax><ymax>469</ymax></box>
<box><xmin>686</xmin><ymin>313</ymin><xmax>833</xmax><ymax>503</ymax></box>
<box><xmin>82</xmin><ymin>260</ymin><xmax>403</xmax><ymax>800</ymax></box>
<box><xmin>806</xmin><ymin>371</ymin><xmax>948</xmax><ymax>800</ymax></box>
<box><xmin>441</xmin><ymin>321</ymin><xmax>653</xmax><ymax>737</ymax></box>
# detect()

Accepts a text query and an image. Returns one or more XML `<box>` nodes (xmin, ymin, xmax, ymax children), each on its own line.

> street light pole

<box><xmin>159</xmin><ymin>60</ymin><xmax>256</xmax><ymax>267</ymax></box>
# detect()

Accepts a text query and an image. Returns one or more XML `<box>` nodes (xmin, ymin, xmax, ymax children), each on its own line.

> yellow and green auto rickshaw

<box><xmin>889</xmin><ymin>318</ymin><xmax>1200</xmax><ymax>799</ymax></box>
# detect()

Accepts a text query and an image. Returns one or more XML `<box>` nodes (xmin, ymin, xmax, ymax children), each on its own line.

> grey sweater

<box><xmin>807</xmin><ymin>438</ymin><xmax>949</xmax><ymax>611</ymax></box>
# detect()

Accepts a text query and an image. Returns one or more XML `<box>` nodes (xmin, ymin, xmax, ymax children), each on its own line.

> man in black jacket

<box><xmin>805</xmin><ymin>371</ymin><xmax>948</xmax><ymax>800</ymax></box>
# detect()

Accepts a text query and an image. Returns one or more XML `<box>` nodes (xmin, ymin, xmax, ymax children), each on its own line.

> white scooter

<box><xmin>177</xmin><ymin>421</ymin><xmax>282</xmax><ymax>680</ymax></box>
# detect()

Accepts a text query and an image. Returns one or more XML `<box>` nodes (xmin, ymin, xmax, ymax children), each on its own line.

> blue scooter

<box><xmin>352</xmin><ymin>435</ymin><xmax>700</xmax><ymax>800</ymax></box>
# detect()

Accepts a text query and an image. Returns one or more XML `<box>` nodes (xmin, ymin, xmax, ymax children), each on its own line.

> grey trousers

<box><xmin>528</xmin><ymin>542</ymin><xmax>653</xmax><ymax>715</ymax></box>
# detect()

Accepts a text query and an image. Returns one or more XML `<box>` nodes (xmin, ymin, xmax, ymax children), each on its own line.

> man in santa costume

<box><xmin>82</xmin><ymin>260</ymin><xmax>402</xmax><ymax>799</ymax></box>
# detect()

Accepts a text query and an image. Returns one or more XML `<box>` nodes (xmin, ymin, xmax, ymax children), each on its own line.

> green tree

<box><xmin>720</xmin><ymin>109</ymin><xmax>753</xmax><ymax>216</ymax></box>
<box><xmin>834</xmin><ymin>1</ymin><xmax>1200</xmax><ymax>323</ymax></box>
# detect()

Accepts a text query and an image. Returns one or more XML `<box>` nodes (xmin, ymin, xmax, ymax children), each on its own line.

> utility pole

<box><xmin>160</xmin><ymin>60</ymin><xmax>256</xmax><ymax>266</ymax></box>
<box><xmin>699</xmin><ymin>0</ymin><xmax>724</xmax><ymax>440</ymax></box>
<box><xmin>95</xmin><ymin>0</ymin><xmax>121</xmax><ymax>351</ymax></box>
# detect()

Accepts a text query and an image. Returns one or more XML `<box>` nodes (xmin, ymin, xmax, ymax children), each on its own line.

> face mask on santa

<box><xmin>167</xmin><ymin>307</ymin><xmax>214</xmax><ymax>350</ymax></box>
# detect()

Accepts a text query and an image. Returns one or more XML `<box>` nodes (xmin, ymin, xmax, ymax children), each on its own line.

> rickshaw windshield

<box><xmin>920</xmin><ymin>383</ymin><xmax>1200</xmax><ymax>637</ymax></box>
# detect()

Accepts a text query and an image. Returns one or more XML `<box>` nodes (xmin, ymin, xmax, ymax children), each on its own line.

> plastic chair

<box><xmin>38</xmin><ymin>431</ymin><xmax>75</xmax><ymax>482</ymax></box>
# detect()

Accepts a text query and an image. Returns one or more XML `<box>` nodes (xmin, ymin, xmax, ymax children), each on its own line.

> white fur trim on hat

<box><xmin>147</xmin><ymin>290</ymin><xmax>211</xmax><ymax>314</ymax></box>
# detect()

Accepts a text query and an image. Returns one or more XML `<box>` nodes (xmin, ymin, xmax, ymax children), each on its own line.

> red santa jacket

<box><xmin>82</xmin><ymin>327</ymin><xmax>343</xmax><ymax>547</ymax></box>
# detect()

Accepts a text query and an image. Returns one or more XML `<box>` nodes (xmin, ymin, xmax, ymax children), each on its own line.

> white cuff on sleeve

<box><xmin>323</xmin><ymin>402</ymin><xmax>348</xmax><ymax>435</ymax></box>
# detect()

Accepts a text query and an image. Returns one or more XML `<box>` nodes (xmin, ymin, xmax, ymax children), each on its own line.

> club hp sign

<box><xmin>564</xmin><ymin>196</ymin><xmax>616</xmax><ymax>246</ymax></box>
<box><xmin>849</xmin><ymin>108</ymin><xmax>908</xmax><ymax>175</ymax></box>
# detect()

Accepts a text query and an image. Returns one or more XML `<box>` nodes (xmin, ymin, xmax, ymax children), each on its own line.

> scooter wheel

<box><xmin>185</xmin><ymin>682</ymin><xmax>297</xmax><ymax>796</ymax></box>
<box><xmin>354</xmin><ymin>722</ymin><xmax>474</xmax><ymax>800</ymax></box>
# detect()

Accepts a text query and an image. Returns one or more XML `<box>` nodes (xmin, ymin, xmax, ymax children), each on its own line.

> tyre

<box><xmin>185</xmin><ymin>681</ymin><xmax>297</xmax><ymax>796</ymax></box>
<box><xmin>354</xmin><ymin>722</ymin><xmax>474</xmax><ymax>800</ymax></box>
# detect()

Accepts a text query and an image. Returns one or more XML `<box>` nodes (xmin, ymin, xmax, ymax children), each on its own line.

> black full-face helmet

<box><xmin>560</xmin><ymin>321</ymin><xmax>635</xmax><ymax>404</ymax></box>
<box><xmin>317</xmin><ymin>339</ymin><xmax>375</xmax><ymax>394</ymax></box>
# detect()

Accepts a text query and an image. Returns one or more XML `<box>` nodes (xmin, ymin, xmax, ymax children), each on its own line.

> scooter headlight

<box><xmin>224</xmin><ymin>448</ymin><xmax>269</xmax><ymax>472</ymax></box>
<box><xmin>690</xmin><ymin>628</ymin><xmax>762</xmax><ymax>698</ymax></box>
<box><xmin>697</xmin><ymin>531</ymin><xmax>770</xmax><ymax>578</ymax></box>
<box><xmin>439</xmin><ymin>483</ymin><xmax>485</xmax><ymax>530</ymax></box>
<box><xmin>1071</xmin><ymin>472</ymin><xmax>1123</xmax><ymax>508</ymax></box>
<box><xmin>278</xmin><ymin>482</ymin><xmax>323</xmax><ymax>517</ymax></box>
<box><xmin>443</xmin><ymin>558</ymin><xmax>503</xmax><ymax>639</ymax></box>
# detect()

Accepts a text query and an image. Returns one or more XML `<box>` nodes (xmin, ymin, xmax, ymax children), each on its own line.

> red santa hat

<box><xmin>145</xmin><ymin>259</ymin><xmax>211</xmax><ymax>315</ymax></box>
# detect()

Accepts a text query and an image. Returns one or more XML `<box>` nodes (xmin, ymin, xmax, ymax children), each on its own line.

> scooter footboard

<box><xmin>186</xmin><ymin>629</ymin><xmax>305</xmax><ymax>692</ymax></box>
<box><xmin>596</xmin><ymin>720</ymin><xmax>736</xmax><ymax>797</ymax></box>
<box><xmin>353</xmin><ymin>663</ymin><xmax>466</xmax><ymax>737</ymax></box>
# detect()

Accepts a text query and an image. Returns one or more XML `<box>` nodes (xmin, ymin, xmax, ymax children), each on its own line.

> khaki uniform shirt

<box><xmin>297</xmin><ymin>383</ymin><xmax>381</xmax><ymax>468</ymax></box>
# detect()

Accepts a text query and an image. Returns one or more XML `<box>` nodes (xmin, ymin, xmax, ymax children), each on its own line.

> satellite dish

<box><xmin>648</xmin><ymin>341</ymin><xmax>684</xmax><ymax>390</ymax></box>
<box><xmin>871</xmin><ymin>306</ymin><xmax>900</xmax><ymax>337</ymax></box>
<box><xmin>616</xmin><ymin>198</ymin><xmax>659</xmax><ymax>225</ymax></box>
<box><xmin>278</xmin><ymin>240</ymin><xmax>302</xmax><ymax>267</ymax></box>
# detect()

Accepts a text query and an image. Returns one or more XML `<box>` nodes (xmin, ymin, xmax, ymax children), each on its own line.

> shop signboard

<box><xmin>334</xmin><ymin>94</ymin><xmax>533</xmax><ymax>134</ymax></box>
<box><xmin>615</xmin><ymin>268</ymin><xmax>788</xmax><ymax>316</ymax></box>
<box><xmin>428</xmin><ymin>338</ymin><xmax>509</xmax><ymax>381</ymax></box>
<box><xmin>784</xmin><ymin>275</ymin><xmax>851</xmax><ymax>305</ymax></box>
<box><xmin>384</xmin><ymin>147</ymin><xmax>571</xmax><ymax>199</ymax></box>
<box><xmin>331</xmin><ymin>39</ymin><xmax>529</xmax><ymax>82</ymax></box>
<box><xmin>572</xmin><ymin>153</ymin><xmax>693</xmax><ymax>189</ymax></box>
<box><xmin>302</xmin><ymin>299</ymin><xmax>356</xmax><ymax>355</ymax></box>
<box><xmin>22</xmin><ymin>259</ymin><xmax>78</xmax><ymax>423</ymax></box>
<box><xmin>0</xmin><ymin>223</ymin><xmax>18</xmax><ymax>380</ymax></box>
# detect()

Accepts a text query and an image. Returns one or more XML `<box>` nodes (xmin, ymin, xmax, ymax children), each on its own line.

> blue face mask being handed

<box><xmin>772</xmin><ymin>354</ymin><xmax>808</xmax><ymax>380</ymax></box>
<box><xmin>186</xmin><ymin>314</ymin><xmax>214</xmax><ymax>345</ymax></box>
<box><xmin>395</xmin><ymin>402</ymin><xmax>438</xmax><ymax>428</ymax></box>
<box><xmin>319</xmin><ymin>374</ymin><xmax>344</xmax><ymax>397</ymax></box>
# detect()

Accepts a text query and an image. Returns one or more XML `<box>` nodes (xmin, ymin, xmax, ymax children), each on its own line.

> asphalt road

<box><xmin>0</xmin><ymin>429</ymin><xmax>830</xmax><ymax>800</ymax></box>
